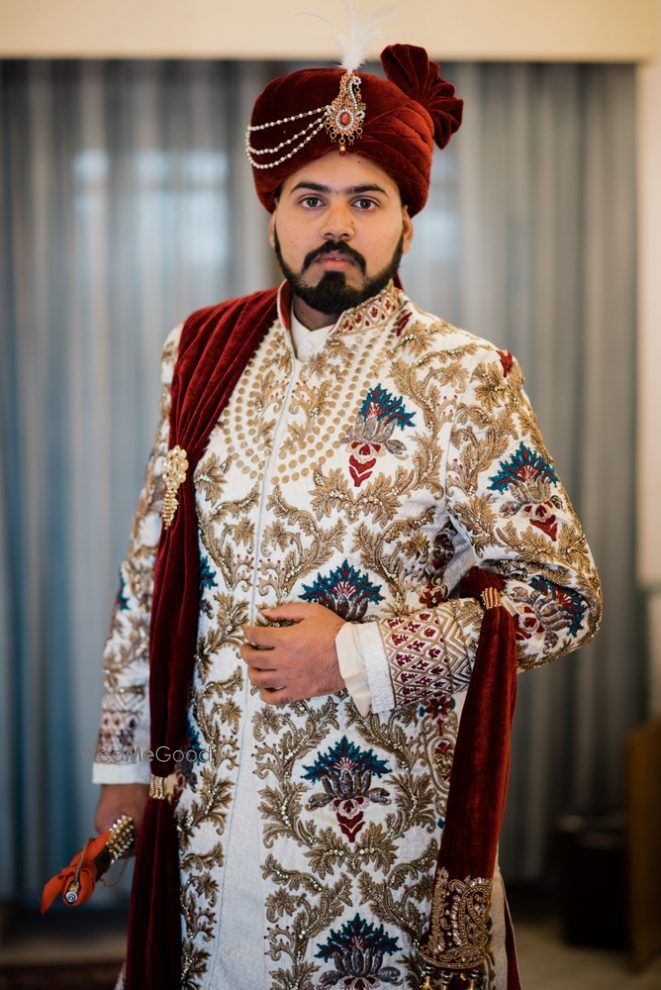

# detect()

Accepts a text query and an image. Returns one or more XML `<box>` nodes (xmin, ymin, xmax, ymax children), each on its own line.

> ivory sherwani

<box><xmin>94</xmin><ymin>281</ymin><xmax>601</xmax><ymax>990</ymax></box>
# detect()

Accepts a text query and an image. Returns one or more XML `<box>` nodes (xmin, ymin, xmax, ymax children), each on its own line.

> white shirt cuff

<box><xmin>355</xmin><ymin>621</ymin><xmax>395</xmax><ymax>715</ymax></box>
<box><xmin>335</xmin><ymin>622</ymin><xmax>372</xmax><ymax>716</ymax></box>
<box><xmin>92</xmin><ymin>760</ymin><xmax>151</xmax><ymax>786</ymax></box>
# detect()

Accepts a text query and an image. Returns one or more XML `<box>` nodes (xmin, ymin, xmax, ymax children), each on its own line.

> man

<box><xmin>93</xmin><ymin>45</ymin><xmax>602</xmax><ymax>990</ymax></box>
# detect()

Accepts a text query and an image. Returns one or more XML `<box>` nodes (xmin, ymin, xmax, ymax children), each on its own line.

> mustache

<box><xmin>303</xmin><ymin>241</ymin><xmax>366</xmax><ymax>275</ymax></box>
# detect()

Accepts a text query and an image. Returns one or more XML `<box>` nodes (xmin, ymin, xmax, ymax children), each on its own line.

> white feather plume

<box><xmin>299</xmin><ymin>1</ymin><xmax>397</xmax><ymax>72</ymax></box>
<box><xmin>334</xmin><ymin>0</ymin><xmax>396</xmax><ymax>70</ymax></box>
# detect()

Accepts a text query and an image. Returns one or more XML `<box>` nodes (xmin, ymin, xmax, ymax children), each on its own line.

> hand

<box><xmin>94</xmin><ymin>783</ymin><xmax>149</xmax><ymax>846</ymax></box>
<box><xmin>240</xmin><ymin>602</ymin><xmax>346</xmax><ymax>706</ymax></box>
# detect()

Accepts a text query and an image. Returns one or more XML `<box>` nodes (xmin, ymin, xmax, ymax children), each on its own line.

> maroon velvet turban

<box><xmin>247</xmin><ymin>44</ymin><xmax>463</xmax><ymax>216</ymax></box>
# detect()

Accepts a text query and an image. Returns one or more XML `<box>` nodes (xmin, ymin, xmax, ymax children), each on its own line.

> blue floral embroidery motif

<box><xmin>303</xmin><ymin>736</ymin><xmax>391</xmax><ymax>842</ymax></box>
<box><xmin>316</xmin><ymin>913</ymin><xmax>401</xmax><ymax>987</ymax></box>
<box><xmin>198</xmin><ymin>554</ymin><xmax>218</xmax><ymax>618</ymax></box>
<box><xmin>488</xmin><ymin>442</ymin><xmax>558</xmax><ymax>492</ymax></box>
<box><xmin>488</xmin><ymin>442</ymin><xmax>562</xmax><ymax>540</ymax></box>
<box><xmin>341</xmin><ymin>384</ymin><xmax>415</xmax><ymax>487</ymax></box>
<box><xmin>530</xmin><ymin>578</ymin><xmax>587</xmax><ymax>637</ymax></box>
<box><xmin>115</xmin><ymin>572</ymin><xmax>129</xmax><ymax>611</ymax></box>
<box><xmin>199</xmin><ymin>554</ymin><xmax>217</xmax><ymax>590</ymax></box>
<box><xmin>359</xmin><ymin>385</ymin><xmax>416</xmax><ymax>430</ymax></box>
<box><xmin>300</xmin><ymin>560</ymin><xmax>384</xmax><ymax>620</ymax></box>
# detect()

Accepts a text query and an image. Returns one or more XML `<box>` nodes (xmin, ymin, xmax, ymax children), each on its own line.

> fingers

<box><xmin>260</xmin><ymin>686</ymin><xmax>293</xmax><ymax>707</ymax></box>
<box><xmin>240</xmin><ymin>620</ymin><xmax>296</xmax><ymax>666</ymax></box>
<box><xmin>242</xmin><ymin>624</ymin><xmax>270</xmax><ymax>648</ymax></box>
<box><xmin>247</xmin><ymin>666</ymin><xmax>286</xmax><ymax>692</ymax></box>
<box><xmin>261</xmin><ymin>602</ymin><xmax>313</xmax><ymax>623</ymax></box>
<box><xmin>239</xmin><ymin>642</ymin><xmax>279</xmax><ymax>668</ymax></box>
<box><xmin>242</xmin><ymin>623</ymin><xmax>291</xmax><ymax>649</ymax></box>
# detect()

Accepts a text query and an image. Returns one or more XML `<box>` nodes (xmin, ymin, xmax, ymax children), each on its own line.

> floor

<box><xmin>0</xmin><ymin>893</ymin><xmax>660</xmax><ymax>989</ymax></box>
<box><xmin>514</xmin><ymin>916</ymin><xmax>661</xmax><ymax>989</ymax></box>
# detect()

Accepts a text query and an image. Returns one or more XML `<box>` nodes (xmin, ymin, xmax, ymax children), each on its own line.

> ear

<box><xmin>268</xmin><ymin>211</ymin><xmax>276</xmax><ymax>249</ymax></box>
<box><xmin>401</xmin><ymin>205</ymin><xmax>414</xmax><ymax>255</ymax></box>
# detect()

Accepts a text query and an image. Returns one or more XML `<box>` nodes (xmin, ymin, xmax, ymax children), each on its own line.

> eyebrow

<box><xmin>289</xmin><ymin>181</ymin><xmax>390</xmax><ymax>197</ymax></box>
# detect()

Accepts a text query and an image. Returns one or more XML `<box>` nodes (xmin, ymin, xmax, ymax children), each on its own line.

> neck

<box><xmin>291</xmin><ymin>295</ymin><xmax>339</xmax><ymax>331</ymax></box>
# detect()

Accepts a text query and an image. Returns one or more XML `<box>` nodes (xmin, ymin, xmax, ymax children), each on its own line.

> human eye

<box><xmin>353</xmin><ymin>197</ymin><xmax>378</xmax><ymax>211</ymax></box>
<box><xmin>299</xmin><ymin>195</ymin><xmax>323</xmax><ymax>208</ymax></box>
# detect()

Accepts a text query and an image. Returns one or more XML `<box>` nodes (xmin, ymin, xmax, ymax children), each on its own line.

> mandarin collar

<box><xmin>276</xmin><ymin>279</ymin><xmax>402</xmax><ymax>341</ymax></box>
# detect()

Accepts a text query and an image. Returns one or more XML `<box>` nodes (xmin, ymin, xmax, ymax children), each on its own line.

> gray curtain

<box><xmin>0</xmin><ymin>59</ymin><xmax>641</xmax><ymax>903</ymax></box>
<box><xmin>402</xmin><ymin>62</ymin><xmax>642</xmax><ymax>875</ymax></box>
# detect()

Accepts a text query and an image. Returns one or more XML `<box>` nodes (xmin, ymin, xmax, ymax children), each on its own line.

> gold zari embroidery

<box><xmin>421</xmin><ymin>867</ymin><xmax>492</xmax><ymax>971</ymax></box>
<box><xmin>480</xmin><ymin>587</ymin><xmax>501</xmax><ymax>611</ymax></box>
<box><xmin>149</xmin><ymin>772</ymin><xmax>178</xmax><ymax>803</ymax></box>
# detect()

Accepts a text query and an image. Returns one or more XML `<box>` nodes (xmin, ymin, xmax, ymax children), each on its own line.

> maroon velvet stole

<box><xmin>124</xmin><ymin>286</ymin><xmax>279</xmax><ymax>989</ymax></box>
<box><xmin>420</xmin><ymin>567</ymin><xmax>520</xmax><ymax>989</ymax></box>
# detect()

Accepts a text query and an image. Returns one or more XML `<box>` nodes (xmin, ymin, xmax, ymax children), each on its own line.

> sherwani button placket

<box><xmin>210</xmin><ymin>322</ymin><xmax>299</xmax><ymax>990</ymax></box>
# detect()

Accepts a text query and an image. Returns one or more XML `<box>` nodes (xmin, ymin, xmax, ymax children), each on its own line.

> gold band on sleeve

<box><xmin>480</xmin><ymin>587</ymin><xmax>501</xmax><ymax>611</ymax></box>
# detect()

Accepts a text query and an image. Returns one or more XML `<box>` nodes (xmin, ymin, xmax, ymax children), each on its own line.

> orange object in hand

<box><xmin>40</xmin><ymin>814</ymin><xmax>135</xmax><ymax>912</ymax></box>
<box><xmin>40</xmin><ymin>832</ymin><xmax>110</xmax><ymax>911</ymax></box>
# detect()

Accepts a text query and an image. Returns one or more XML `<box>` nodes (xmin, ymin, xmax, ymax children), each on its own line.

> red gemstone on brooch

<box><xmin>339</xmin><ymin>110</ymin><xmax>352</xmax><ymax>127</ymax></box>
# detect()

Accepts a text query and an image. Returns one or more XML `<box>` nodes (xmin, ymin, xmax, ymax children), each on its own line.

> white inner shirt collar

<box><xmin>289</xmin><ymin>305</ymin><xmax>334</xmax><ymax>361</ymax></box>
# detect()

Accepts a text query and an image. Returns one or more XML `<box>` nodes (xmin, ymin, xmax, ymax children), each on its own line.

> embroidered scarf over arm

<box><xmin>124</xmin><ymin>287</ymin><xmax>278</xmax><ymax>990</ymax></box>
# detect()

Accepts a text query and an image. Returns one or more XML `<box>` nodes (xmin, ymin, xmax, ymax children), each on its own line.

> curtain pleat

<box><xmin>0</xmin><ymin>59</ymin><xmax>640</xmax><ymax>900</ymax></box>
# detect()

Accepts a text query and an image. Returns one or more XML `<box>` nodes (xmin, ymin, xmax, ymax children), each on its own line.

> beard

<box><xmin>273</xmin><ymin>227</ymin><xmax>403</xmax><ymax>316</ymax></box>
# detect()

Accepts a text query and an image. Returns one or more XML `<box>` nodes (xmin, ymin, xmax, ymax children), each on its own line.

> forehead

<box><xmin>279</xmin><ymin>150</ymin><xmax>401</xmax><ymax>199</ymax></box>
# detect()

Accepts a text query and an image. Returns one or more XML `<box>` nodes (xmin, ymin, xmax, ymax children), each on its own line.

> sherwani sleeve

<box><xmin>92</xmin><ymin>324</ymin><xmax>182</xmax><ymax>784</ymax></box>
<box><xmin>346</xmin><ymin>347</ymin><xmax>603</xmax><ymax>716</ymax></box>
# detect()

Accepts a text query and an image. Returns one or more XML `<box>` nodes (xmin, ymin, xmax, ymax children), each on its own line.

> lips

<box><xmin>315</xmin><ymin>252</ymin><xmax>355</xmax><ymax>265</ymax></box>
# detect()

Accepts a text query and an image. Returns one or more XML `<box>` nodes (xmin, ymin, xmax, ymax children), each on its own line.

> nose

<box><xmin>322</xmin><ymin>200</ymin><xmax>354</xmax><ymax>241</ymax></box>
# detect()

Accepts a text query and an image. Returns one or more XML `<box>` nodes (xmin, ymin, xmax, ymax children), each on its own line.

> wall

<box><xmin>637</xmin><ymin>0</ymin><xmax>661</xmax><ymax>716</ymax></box>
<box><xmin>0</xmin><ymin>0</ymin><xmax>658</xmax><ymax>61</ymax></box>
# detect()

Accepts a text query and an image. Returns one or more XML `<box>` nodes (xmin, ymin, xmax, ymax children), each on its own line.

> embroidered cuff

<box><xmin>335</xmin><ymin>622</ymin><xmax>371</xmax><ymax>716</ymax></box>
<box><xmin>378</xmin><ymin>599</ymin><xmax>483</xmax><ymax>708</ymax></box>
